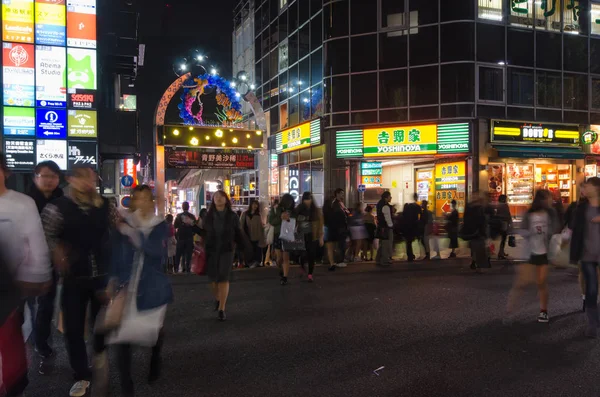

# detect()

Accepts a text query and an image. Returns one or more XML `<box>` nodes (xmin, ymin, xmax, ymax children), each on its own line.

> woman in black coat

<box><xmin>200</xmin><ymin>191</ymin><xmax>250</xmax><ymax>321</ymax></box>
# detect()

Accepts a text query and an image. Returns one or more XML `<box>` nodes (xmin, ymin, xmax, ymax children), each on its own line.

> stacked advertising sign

<box><xmin>1</xmin><ymin>0</ymin><xmax>98</xmax><ymax>171</ymax></box>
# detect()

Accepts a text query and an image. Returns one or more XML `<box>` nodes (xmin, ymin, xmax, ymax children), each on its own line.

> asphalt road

<box><xmin>24</xmin><ymin>259</ymin><xmax>597</xmax><ymax>397</ymax></box>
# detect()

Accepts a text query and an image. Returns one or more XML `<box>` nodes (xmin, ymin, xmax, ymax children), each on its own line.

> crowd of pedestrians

<box><xmin>4</xmin><ymin>147</ymin><xmax>600</xmax><ymax>397</ymax></box>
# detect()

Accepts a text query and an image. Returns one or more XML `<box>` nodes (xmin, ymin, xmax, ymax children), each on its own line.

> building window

<box><xmin>382</xmin><ymin>0</ymin><xmax>406</xmax><ymax>29</ymax></box>
<box><xmin>509</xmin><ymin>0</ymin><xmax>534</xmax><ymax>28</ymax></box>
<box><xmin>564</xmin><ymin>73</ymin><xmax>588</xmax><ymax>110</ymax></box>
<box><xmin>507</xmin><ymin>68</ymin><xmax>534</xmax><ymax>106</ymax></box>
<box><xmin>563</xmin><ymin>0</ymin><xmax>582</xmax><ymax>33</ymax></box>
<box><xmin>279</xmin><ymin>40</ymin><xmax>289</xmax><ymax>71</ymax></box>
<box><xmin>280</xmin><ymin>0</ymin><xmax>288</xmax><ymax>10</ymax></box>
<box><xmin>592</xmin><ymin>78</ymin><xmax>600</xmax><ymax>110</ymax></box>
<box><xmin>478</xmin><ymin>66</ymin><xmax>504</xmax><ymax>103</ymax></box>
<box><xmin>592</xmin><ymin>3</ymin><xmax>600</xmax><ymax>35</ymax></box>
<box><xmin>478</xmin><ymin>0</ymin><xmax>503</xmax><ymax>21</ymax></box>
<box><xmin>536</xmin><ymin>71</ymin><xmax>561</xmax><ymax>108</ymax></box>
<box><xmin>536</xmin><ymin>0</ymin><xmax>561</xmax><ymax>32</ymax></box>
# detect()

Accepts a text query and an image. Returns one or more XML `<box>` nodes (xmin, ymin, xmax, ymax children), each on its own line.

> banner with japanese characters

<box><xmin>166</xmin><ymin>149</ymin><xmax>255</xmax><ymax>169</ymax></box>
<box><xmin>434</xmin><ymin>161</ymin><xmax>466</xmax><ymax>218</ymax></box>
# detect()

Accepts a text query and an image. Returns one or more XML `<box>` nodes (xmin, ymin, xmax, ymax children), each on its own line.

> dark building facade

<box><xmin>256</xmin><ymin>0</ymin><xmax>600</xmax><ymax>216</ymax></box>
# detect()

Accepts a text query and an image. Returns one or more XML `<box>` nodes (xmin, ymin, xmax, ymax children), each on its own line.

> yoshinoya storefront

<box><xmin>335</xmin><ymin>122</ymin><xmax>472</xmax><ymax>218</ymax></box>
<box><xmin>483</xmin><ymin>120</ymin><xmax>585</xmax><ymax>219</ymax></box>
<box><xmin>269</xmin><ymin>119</ymin><xmax>325</xmax><ymax>205</ymax></box>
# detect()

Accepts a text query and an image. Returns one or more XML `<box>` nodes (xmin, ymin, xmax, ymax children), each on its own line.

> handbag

<box><xmin>508</xmin><ymin>235</ymin><xmax>516</xmax><ymax>248</ymax></box>
<box><xmin>281</xmin><ymin>232</ymin><xmax>306</xmax><ymax>252</ymax></box>
<box><xmin>191</xmin><ymin>244</ymin><xmax>206</xmax><ymax>275</ymax></box>
<box><xmin>96</xmin><ymin>287</ymin><xmax>127</xmax><ymax>332</ymax></box>
<box><xmin>279</xmin><ymin>218</ymin><xmax>297</xmax><ymax>242</ymax></box>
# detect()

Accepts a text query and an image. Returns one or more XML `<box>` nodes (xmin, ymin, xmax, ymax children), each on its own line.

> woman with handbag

<box><xmin>107</xmin><ymin>185</ymin><xmax>174</xmax><ymax>396</ymax></box>
<box><xmin>201</xmin><ymin>190</ymin><xmax>251</xmax><ymax>320</ymax></box>
<box><xmin>295</xmin><ymin>192</ymin><xmax>324</xmax><ymax>282</ymax></box>
<box><xmin>277</xmin><ymin>194</ymin><xmax>297</xmax><ymax>285</ymax></box>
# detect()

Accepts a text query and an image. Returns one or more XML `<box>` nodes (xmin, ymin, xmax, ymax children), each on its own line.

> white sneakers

<box><xmin>336</xmin><ymin>262</ymin><xmax>347</xmax><ymax>268</ymax></box>
<box><xmin>69</xmin><ymin>380</ymin><xmax>90</xmax><ymax>397</ymax></box>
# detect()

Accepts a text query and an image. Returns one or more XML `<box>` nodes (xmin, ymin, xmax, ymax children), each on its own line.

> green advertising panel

<box><xmin>68</xmin><ymin>109</ymin><xmax>97</xmax><ymax>138</ymax></box>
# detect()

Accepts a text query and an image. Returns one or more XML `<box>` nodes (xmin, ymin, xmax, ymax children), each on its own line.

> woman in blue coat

<box><xmin>108</xmin><ymin>185</ymin><xmax>173</xmax><ymax>396</ymax></box>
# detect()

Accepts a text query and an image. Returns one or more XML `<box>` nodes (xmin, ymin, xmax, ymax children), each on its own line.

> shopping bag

<box><xmin>281</xmin><ymin>233</ymin><xmax>306</xmax><ymax>252</ymax></box>
<box><xmin>265</xmin><ymin>224</ymin><xmax>274</xmax><ymax>245</ymax></box>
<box><xmin>549</xmin><ymin>234</ymin><xmax>569</xmax><ymax>266</ymax></box>
<box><xmin>191</xmin><ymin>245</ymin><xmax>206</xmax><ymax>275</ymax></box>
<box><xmin>279</xmin><ymin>218</ymin><xmax>297</xmax><ymax>242</ymax></box>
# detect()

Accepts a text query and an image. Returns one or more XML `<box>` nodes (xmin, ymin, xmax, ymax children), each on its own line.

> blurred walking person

<box><xmin>165</xmin><ymin>214</ymin><xmax>177</xmax><ymax>274</ymax></box>
<box><xmin>41</xmin><ymin>165</ymin><xmax>114</xmax><ymax>397</ymax></box>
<box><xmin>348</xmin><ymin>202</ymin><xmax>367</xmax><ymax>262</ymax></box>
<box><xmin>570</xmin><ymin>177</ymin><xmax>600</xmax><ymax>337</ymax></box>
<box><xmin>461</xmin><ymin>192</ymin><xmax>489</xmax><ymax>271</ymax></box>
<box><xmin>276</xmin><ymin>194</ymin><xmax>296</xmax><ymax>285</ymax></box>
<box><xmin>108</xmin><ymin>185</ymin><xmax>173</xmax><ymax>396</ymax></box>
<box><xmin>241</xmin><ymin>200</ymin><xmax>266</xmax><ymax>268</ymax></box>
<box><xmin>419</xmin><ymin>200</ymin><xmax>434</xmax><ymax>260</ymax></box>
<box><xmin>376</xmin><ymin>191</ymin><xmax>394</xmax><ymax>267</ymax></box>
<box><xmin>506</xmin><ymin>189</ymin><xmax>559</xmax><ymax>324</ymax></box>
<box><xmin>201</xmin><ymin>191</ymin><xmax>249</xmax><ymax>320</ymax></box>
<box><xmin>295</xmin><ymin>192</ymin><xmax>324</xmax><ymax>282</ymax></box>
<box><xmin>27</xmin><ymin>161</ymin><xmax>63</xmax><ymax>367</ymax></box>
<box><xmin>323</xmin><ymin>188</ymin><xmax>349</xmax><ymax>271</ymax></box>
<box><xmin>174</xmin><ymin>201</ymin><xmax>196</xmax><ymax>273</ymax></box>
<box><xmin>403</xmin><ymin>193</ymin><xmax>422</xmax><ymax>262</ymax></box>
<box><xmin>494</xmin><ymin>195</ymin><xmax>512</xmax><ymax>259</ymax></box>
<box><xmin>0</xmin><ymin>152</ymin><xmax>52</xmax><ymax>397</ymax></box>
<box><xmin>445</xmin><ymin>200</ymin><xmax>459</xmax><ymax>258</ymax></box>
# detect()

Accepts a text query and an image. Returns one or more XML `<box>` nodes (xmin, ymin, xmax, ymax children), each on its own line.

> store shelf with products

<box><xmin>506</xmin><ymin>164</ymin><xmax>534</xmax><ymax>206</ymax></box>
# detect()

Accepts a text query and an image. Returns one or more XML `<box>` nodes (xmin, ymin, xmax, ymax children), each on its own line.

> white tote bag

<box><xmin>279</xmin><ymin>218</ymin><xmax>297</xmax><ymax>242</ymax></box>
<box><xmin>106</xmin><ymin>253</ymin><xmax>166</xmax><ymax>347</ymax></box>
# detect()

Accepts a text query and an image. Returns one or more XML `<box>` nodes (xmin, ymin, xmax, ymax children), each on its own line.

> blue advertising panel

<box><xmin>36</xmin><ymin>107</ymin><xmax>66</xmax><ymax>138</ymax></box>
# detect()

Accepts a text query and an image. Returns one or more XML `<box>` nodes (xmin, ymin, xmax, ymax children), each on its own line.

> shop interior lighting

<box><xmin>190</xmin><ymin>137</ymin><xmax>199</xmax><ymax>145</ymax></box>
<box><xmin>229</xmin><ymin>129</ymin><xmax>234</xmax><ymax>132</ymax></box>
<box><xmin>215</xmin><ymin>129</ymin><xmax>224</xmax><ymax>137</ymax></box>
<box><xmin>248</xmin><ymin>145</ymin><xmax>253</xmax><ymax>149</ymax></box>
<box><xmin>246</xmin><ymin>133</ymin><xmax>251</xmax><ymax>138</ymax></box>
<box><xmin>256</xmin><ymin>130</ymin><xmax>262</xmax><ymax>135</ymax></box>
<box><xmin>497</xmin><ymin>61</ymin><xmax>505</xmax><ymax>65</ymax></box>
<box><xmin>232</xmin><ymin>137</ymin><xmax>239</xmax><ymax>143</ymax></box>
<box><xmin>221</xmin><ymin>142</ymin><xmax>226</xmax><ymax>147</ymax></box>
<box><xmin>188</xmin><ymin>126</ymin><xmax>194</xmax><ymax>130</ymax></box>
<box><xmin>173</xmin><ymin>129</ymin><xmax>180</xmax><ymax>136</ymax></box>
<box><xmin>205</xmin><ymin>135</ymin><xmax>210</xmax><ymax>140</ymax></box>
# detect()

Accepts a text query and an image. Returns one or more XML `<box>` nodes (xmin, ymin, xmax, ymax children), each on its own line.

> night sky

<box><xmin>136</xmin><ymin>0</ymin><xmax>235</xmax><ymax>155</ymax></box>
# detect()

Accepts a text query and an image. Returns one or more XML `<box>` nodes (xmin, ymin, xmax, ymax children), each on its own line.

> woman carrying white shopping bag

<box><xmin>103</xmin><ymin>185</ymin><xmax>173</xmax><ymax>397</ymax></box>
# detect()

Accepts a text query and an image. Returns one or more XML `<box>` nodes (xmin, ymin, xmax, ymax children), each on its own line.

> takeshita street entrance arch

<box><xmin>153</xmin><ymin>72</ymin><xmax>267</xmax><ymax>215</ymax></box>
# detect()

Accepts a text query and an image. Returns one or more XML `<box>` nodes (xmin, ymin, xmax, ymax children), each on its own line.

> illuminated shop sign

<box><xmin>66</xmin><ymin>0</ymin><xmax>96</xmax><ymax>49</ymax></box>
<box><xmin>364</xmin><ymin>125</ymin><xmax>437</xmax><ymax>157</ymax></box>
<box><xmin>2</xmin><ymin>42</ymin><xmax>35</xmax><ymax>106</ymax></box>
<box><xmin>491</xmin><ymin>120</ymin><xmax>580</xmax><ymax>146</ymax></box>
<box><xmin>335</xmin><ymin>123</ymin><xmax>471</xmax><ymax>158</ymax></box>
<box><xmin>67</xmin><ymin>109</ymin><xmax>96</xmax><ymax>137</ymax></box>
<box><xmin>361</xmin><ymin>162</ymin><xmax>382</xmax><ymax>188</ymax></box>
<box><xmin>35</xmin><ymin>45</ymin><xmax>67</xmax><ymax>107</ymax></box>
<box><xmin>36</xmin><ymin>139</ymin><xmax>67</xmax><ymax>169</ymax></box>
<box><xmin>36</xmin><ymin>107</ymin><xmax>66</xmax><ymax>138</ymax></box>
<box><xmin>67</xmin><ymin>140</ymin><xmax>97</xmax><ymax>168</ymax></box>
<box><xmin>3</xmin><ymin>106</ymin><xmax>35</xmax><ymax>136</ymax></box>
<box><xmin>4</xmin><ymin>138</ymin><xmax>35</xmax><ymax>169</ymax></box>
<box><xmin>2</xmin><ymin>0</ymin><xmax>34</xmax><ymax>43</ymax></box>
<box><xmin>165</xmin><ymin>149</ymin><xmax>256</xmax><ymax>169</ymax></box>
<box><xmin>276</xmin><ymin>119</ymin><xmax>321</xmax><ymax>153</ymax></box>
<box><xmin>67</xmin><ymin>89</ymin><xmax>95</xmax><ymax>109</ymax></box>
<box><xmin>66</xmin><ymin>47</ymin><xmax>97</xmax><ymax>90</ymax></box>
<box><xmin>434</xmin><ymin>161</ymin><xmax>466</xmax><ymax>218</ymax></box>
<box><xmin>583</xmin><ymin>126</ymin><xmax>600</xmax><ymax>155</ymax></box>
<box><xmin>35</xmin><ymin>0</ymin><xmax>66</xmax><ymax>46</ymax></box>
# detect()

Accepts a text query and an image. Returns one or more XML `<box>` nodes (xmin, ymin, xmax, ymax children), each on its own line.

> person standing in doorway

<box><xmin>27</xmin><ymin>161</ymin><xmax>64</xmax><ymax>371</ymax></box>
<box><xmin>201</xmin><ymin>191</ymin><xmax>250</xmax><ymax>320</ymax></box>
<box><xmin>295</xmin><ymin>192</ymin><xmax>324</xmax><ymax>282</ymax></box>
<box><xmin>324</xmin><ymin>188</ymin><xmax>349</xmax><ymax>271</ymax></box>
<box><xmin>174</xmin><ymin>201</ymin><xmax>196</xmax><ymax>273</ymax></box>
<box><xmin>403</xmin><ymin>193</ymin><xmax>422</xmax><ymax>262</ymax></box>
<box><xmin>41</xmin><ymin>165</ymin><xmax>114</xmax><ymax>397</ymax></box>
<box><xmin>446</xmin><ymin>200</ymin><xmax>460</xmax><ymax>259</ymax></box>
<box><xmin>570</xmin><ymin>177</ymin><xmax>600</xmax><ymax>337</ymax></box>
<box><xmin>376</xmin><ymin>191</ymin><xmax>394</xmax><ymax>267</ymax></box>
<box><xmin>241</xmin><ymin>200</ymin><xmax>266</xmax><ymax>268</ymax></box>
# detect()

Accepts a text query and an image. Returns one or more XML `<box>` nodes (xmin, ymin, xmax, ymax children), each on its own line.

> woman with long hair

<box><xmin>277</xmin><ymin>193</ymin><xmax>296</xmax><ymax>285</ymax></box>
<box><xmin>203</xmin><ymin>190</ymin><xmax>249</xmax><ymax>320</ymax></box>
<box><xmin>241</xmin><ymin>199</ymin><xmax>266</xmax><ymax>268</ymax></box>
<box><xmin>295</xmin><ymin>192</ymin><xmax>324</xmax><ymax>282</ymax></box>
<box><xmin>506</xmin><ymin>189</ymin><xmax>559</xmax><ymax>324</ymax></box>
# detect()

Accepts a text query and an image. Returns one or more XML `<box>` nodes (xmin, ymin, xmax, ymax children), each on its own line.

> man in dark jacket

<box><xmin>41</xmin><ymin>165</ymin><xmax>114</xmax><ymax>397</ymax></box>
<box><xmin>376</xmin><ymin>191</ymin><xmax>393</xmax><ymax>267</ymax></box>
<box><xmin>403</xmin><ymin>193</ymin><xmax>422</xmax><ymax>262</ymax></box>
<box><xmin>174</xmin><ymin>201</ymin><xmax>197</xmax><ymax>273</ymax></box>
<box><xmin>324</xmin><ymin>188</ymin><xmax>349</xmax><ymax>270</ymax></box>
<box><xmin>28</xmin><ymin>161</ymin><xmax>63</xmax><ymax>363</ymax></box>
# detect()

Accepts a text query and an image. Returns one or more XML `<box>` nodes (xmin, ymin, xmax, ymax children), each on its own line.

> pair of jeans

<box><xmin>301</xmin><ymin>233</ymin><xmax>318</xmax><ymax>274</ymax></box>
<box><xmin>175</xmin><ymin>239</ymin><xmax>194</xmax><ymax>272</ymax></box>
<box><xmin>582</xmin><ymin>261</ymin><xmax>600</xmax><ymax>328</ymax></box>
<box><xmin>62</xmin><ymin>279</ymin><xmax>105</xmax><ymax>381</ymax></box>
<box><xmin>34</xmin><ymin>273</ymin><xmax>57</xmax><ymax>354</ymax></box>
<box><xmin>376</xmin><ymin>229</ymin><xmax>393</xmax><ymax>266</ymax></box>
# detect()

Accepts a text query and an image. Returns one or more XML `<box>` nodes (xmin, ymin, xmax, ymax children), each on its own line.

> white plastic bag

<box><xmin>548</xmin><ymin>234</ymin><xmax>569</xmax><ymax>266</ymax></box>
<box><xmin>265</xmin><ymin>224</ymin><xmax>274</xmax><ymax>245</ymax></box>
<box><xmin>279</xmin><ymin>218</ymin><xmax>297</xmax><ymax>242</ymax></box>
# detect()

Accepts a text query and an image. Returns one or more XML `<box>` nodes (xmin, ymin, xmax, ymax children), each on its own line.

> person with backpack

<box><xmin>461</xmin><ymin>192</ymin><xmax>489</xmax><ymax>271</ymax></box>
<box><xmin>174</xmin><ymin>202</ymin><xmax>197</xmax><ymax>273</ymax></box>
<box><xmin>323</xmin><ymin>188</ymin><xmax>349</xmax><ymax>271</ymax></box>
<box><xmin>506</xmin><ymin>189</ymin><xmax>559</xmax><ymax>324</ymax></box>
<box><xmin>402</xmin><ymin>193</ymin><xmax>422</xmax><ymax>262</ymax></box>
